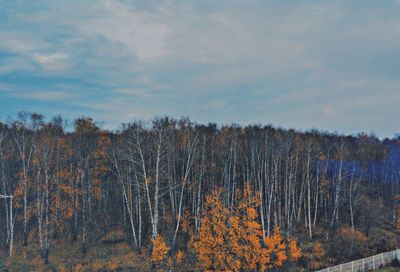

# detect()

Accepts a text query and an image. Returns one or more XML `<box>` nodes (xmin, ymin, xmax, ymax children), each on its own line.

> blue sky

<box><xmin>0</xmin><ymin>0</ymin><xmax>399</xmax><ymax>137</ymax></box>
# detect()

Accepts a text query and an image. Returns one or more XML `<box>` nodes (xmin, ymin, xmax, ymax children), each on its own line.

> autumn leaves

<box><xmin>151</xmin><ymin>234</ymin><xmax>170</xmax><ymax>263</ymax></box>
<box><xmin>152</xmin><ymin>185</ymin><xmax>301</xmax><ymax>271</ymax></box>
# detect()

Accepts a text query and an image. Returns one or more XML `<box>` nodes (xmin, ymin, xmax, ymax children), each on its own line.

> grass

<box><xmin>0</xmin><ymin>240</ymin><xmax>153</xmax><ymax>271</ymax></box>
<box><xmin>378</xmin><ymin>259</ymin><xmax>400</xmax><ymax>271</ymax></box>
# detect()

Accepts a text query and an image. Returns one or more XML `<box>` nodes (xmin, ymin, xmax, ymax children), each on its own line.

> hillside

<box><xmin>0</xmin><ymin>113</ymin><xmax>399</xmax><ymax>271</ymax></box>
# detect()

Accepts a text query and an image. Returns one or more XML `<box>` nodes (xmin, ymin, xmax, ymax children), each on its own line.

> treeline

<box><xmin>0</xmin><ymin>112</ymin><xmax>399</xmax><ymax>270</ymax></box>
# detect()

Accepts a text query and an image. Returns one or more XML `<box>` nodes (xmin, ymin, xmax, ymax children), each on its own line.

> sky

<box><xmin>0</xmin><ymin>0</ymin><xmax>399</xmax><ymax>138</ymax></box>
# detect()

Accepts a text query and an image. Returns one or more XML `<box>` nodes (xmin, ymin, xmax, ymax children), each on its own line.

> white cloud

<box><xmin>33</xmin><ymin>53</ymin><xmax>70</xmax><ymax>71</ymax></box>
<box><xmin>79</xmin><ymin>0</ymin><xmax>171</xmax><ymax>62</ymax></box>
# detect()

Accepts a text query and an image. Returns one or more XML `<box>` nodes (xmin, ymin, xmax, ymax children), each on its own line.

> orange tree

<box><xmin>191</xmin><ymin>185</ymin><xmax>301</xmax><ymax>271</ymax></box>
<box><xmin>190</xmin><ymin>188</ymin><xmax>232</xmax><ymax>270</ymax></box>
<box><xmin>151</xmin><ymin>234</ymin><xmax>169</xmax><ymax>264</ymax></box>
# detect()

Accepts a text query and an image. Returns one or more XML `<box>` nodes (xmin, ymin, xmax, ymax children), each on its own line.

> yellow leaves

<box><xmin>288</xmin><ymin>238</ymin><xmax>302</xmax><ymax>261</ymax></box>
<box><xmin>167</xmin><ymin>256</ymin><xmax>173</xmax><ymax>269</ymax></box>
<box><xmin>151</xmin><ymin>234</ymin><xmax>169</xmax><ymax>263</ymax></box>
<box><xmin>73</xmin><ymin>263</ymin><xmax>85</xmax><ymax>272</ymax></box>
<box><xmin>65</xmin><ymin>247</ymin><xmax>144</xmax><ymax>271</ymax></box>
<box><xmin>175</xmin><ymin>249</ymin><xmax>184</xmax><ymax>264</ymax></box>
<box><xmin>264</xmin><ymin>226</ymin><xmax>287</xmax><ymax>268</ymax></box>
<box><xmin>180</xmin><ymin>208</ymin><xmax>192</xmax><ymax>234</ymax></box>
<box><xmin>333</xmin><ymin>226</ymin><xmax>368</xmax><ymax>261</ymax></box>
<box><xmin>246</xmin><ymin>207</ymin><xmax>257</xmax><ymax>220</ymax></box>
<box><xmin>73</xmin><ymin>261</ymin><xmax>117</xmax><ymax>272</ymax></box>
<box><xmin>91</xmin><ymin>262</ymin><xmax>103</xmax><ymax>271</ymax></box>
<box><xmin>145</xmin><ymin>177</ymin><xmax>153</xmax><ymax>185</ymax></box>
<box><xmin>73</xmin><ymin>262</ymin><xmax>120</xmax><ymax>272</ymax></box>
<box><xmin>191</xmin><ymin>186</ymin><xmax>300</xmax><ymax>271</ymax></box>
<box><xmin>247</xmin><ymin>233</ymin><xmax>261</xmax><ymax>249</ymax></box>
<box><xmin>167</xmin><ymin>249</ymin><xmax>185</xmax><ymax>270</ymax></box>
<box><xmin>192</xmin><ymin>189</ymin><xmax>231</xmax><ymax>270</ymax></box>
<box><xmin>275</xmin><ymin>250</ymin><xmax>287</xmax><ymax>267</ymax></box>
<box><xmin>338</xmin><ymin>226</ymin><xmax>368</xmax><ymax>243</ymax></box>
<box><xmin>107</xmin><ymin>261</ymin><xmax>121</xmax><ymax>271</ymax></box>
<box><xmin>246</xmin><ymin>220</ymin><xmax>260</xmax><ymax>230</ymax></box>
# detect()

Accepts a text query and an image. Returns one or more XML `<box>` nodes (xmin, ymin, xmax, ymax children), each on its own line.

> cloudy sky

<box><xmin>0</xmin><ymin>0</ymin><xmax>399</xmax><ymax>137</ymax></box>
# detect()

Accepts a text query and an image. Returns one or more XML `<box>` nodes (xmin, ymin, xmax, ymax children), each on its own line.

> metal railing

<box><xmin>316</xmin><ymin>249</ymin><xmax>400</xmax><ymax>272</ymax></box>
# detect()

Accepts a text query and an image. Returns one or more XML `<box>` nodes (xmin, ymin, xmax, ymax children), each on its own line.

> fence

<box><xmin>316</xmin><ymin>249</ymin><xmax>400</xmax><ymax>272</ymax></box>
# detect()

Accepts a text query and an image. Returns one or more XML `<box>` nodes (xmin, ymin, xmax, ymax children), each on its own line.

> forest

<box><xmin>0</xmin><ymin>112</ymin><xmax>399</xmax><ymax>271</ymax></box>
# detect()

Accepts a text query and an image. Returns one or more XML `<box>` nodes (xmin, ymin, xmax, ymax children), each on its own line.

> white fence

<box><xmin>316</xmin><ymin>249</ymin><xmax>400</xmax><ymax>272</ymax></box>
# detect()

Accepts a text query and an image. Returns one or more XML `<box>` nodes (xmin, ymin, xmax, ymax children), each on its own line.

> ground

<box><xmin>0</xmin><ymin>241</ymin><xmax>153</xmax><ymax>271</ymax></box>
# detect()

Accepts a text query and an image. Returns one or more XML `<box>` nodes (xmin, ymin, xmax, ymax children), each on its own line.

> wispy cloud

<box><xmin>0</xmin><ymin>85</ymin><xmax>72</xmax><ymax>101</ymax></box>
<box><xmin>33</xmin><ymin>53</ymin><xmax>70</xmax><ymax>71</ymax></box>
<box><xmin>82</xmin><ymin>0</ymin><xmax>171</xmax><ymax>63</ymax></box>
<box><xmin>21</xmin><ymin>91</ymin><xmax>71</xmax><ymax>101</ymax></box>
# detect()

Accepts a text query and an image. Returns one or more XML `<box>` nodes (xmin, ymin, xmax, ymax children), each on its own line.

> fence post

<box><xmin>373</xmin><ymin>255</ymin><xmax>375</xmax><ymax>270</ymax></box>
<box><xmin>362</xmin><ymin>258</ymin><xmax>365</xmax><ymax>272</ymax></box>
<box><xmin>397</xmin><ymin>249</ymin><xmax>400</xmax><ymax>261</ymax></box>
<box><xmin>351</xmin><ymin>260</ymin><xmax>354</xmax><ymax>272</ymax></box>
<box><xmin>381</xmin><ymin>252</ymin><xmax>384</xmax><ymax>266</ymax></box>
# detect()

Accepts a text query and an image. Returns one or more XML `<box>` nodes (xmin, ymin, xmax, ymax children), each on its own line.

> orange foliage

<box><xmin>307</xmin><ymin>242</ymin><xmax>325</xmax><ymax>270</ymax></box>
<box><xmin>338</xmin><ymin>226</ymin><xmax>368</xmax><ymax>243</ymax></box>
<box><xmin>265</xmin><ymin>225</ymin><xmax>287</xmax><ymax>267</ymax></box>
<box><xmin>91</xmin><ymin>262</ymin><xmax>103</xmax><ymax>271</ymax></box>
<box><xmin>288</xmin><ymin>238</ymin><xmax>302</xmax><ymax>261</ymax></box>
<box><xmin>313</xmin><ymin>242</ymin><xmax>325</xmax><ymax>259</ymax></box>
<box><xmin>191</xmin><ymin>185</ymin><xmax>300</xmax><ymax>271</ymax></box>
<box><xmin>175</xmin><ymin>249</ymin><xmax>184</xmax><ymax>264</ymax></box>
<box><xmin>191</xmin><ymin>188</ymin><xmax>231</xmax><ymax>270</ymax></box>
<box><xmin>167</xmin><ymin>256</ymin><xmax>174</xmax><ymax>269</ymax></box>
<box><xmin>107</xmin><ymin>261</ymin><xmax>121</xmax><ymax>271</ymax></box>
<box><xmin>151</xmin><ymin>234</ymin><xmax>169</xmax><ymax>263</ymax></box>
<box><xmin>180</xmin><ymin>208</ymin><xmax>192</xmax><ymax>234</ymax></box>
<box><xmin>73</xmin><ymin>263</ymin><xmax>85</xmax><ymax>272</ymax></box>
